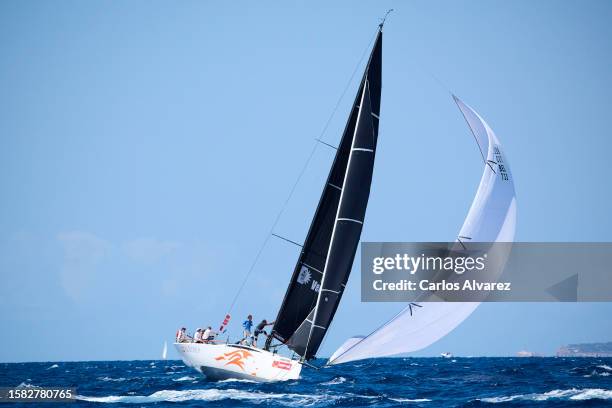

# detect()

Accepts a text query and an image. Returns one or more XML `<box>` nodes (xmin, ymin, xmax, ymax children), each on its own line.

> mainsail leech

<box><xmin>268</xmin><ymin>27</ymin><xmax>383</xmax><ymax>360</ymax></box>
<box><xmin>328</xmin><ymin>96</ymin><xmax>517</xmax><ymax>365</ymax></box>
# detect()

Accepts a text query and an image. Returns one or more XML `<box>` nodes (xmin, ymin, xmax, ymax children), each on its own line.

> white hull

<box><xmin>174</xmin><ymin>342</ymin><xmax>302</xmax><ymax>382</ymax></box>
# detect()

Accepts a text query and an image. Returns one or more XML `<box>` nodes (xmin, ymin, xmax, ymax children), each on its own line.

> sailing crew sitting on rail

<box><xmin>240</xmin><ymin>315</ymin><xmax>254</xmax><ymax>345</ymax></box>
<box><xmin>176</xmin><ymin>327</ymin><xmax>189</xmax><ymax>343</ymax></box>
<box><xmin>202</xmin><ymin>326</ymin><xmax>215</xmax><ymax>343</ymax></box>
<box><xmin>193</xmin><ymin>328</ymin><xmax>204</xmax><ymax>343</ymax></box>
<box><xmin>252</xmin><ymin>319</ymin><xmax>275</xmax><ymax>347</ymax></box>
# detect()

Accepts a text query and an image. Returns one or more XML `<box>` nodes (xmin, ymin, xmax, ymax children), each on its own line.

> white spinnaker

<box><xmin>328</xmin><ymin>96</ymin><xmax>517</xmax><ymax>365</ymax></box>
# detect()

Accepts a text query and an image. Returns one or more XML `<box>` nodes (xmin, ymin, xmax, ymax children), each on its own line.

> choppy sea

<box><xmin>1</xmin><ymin>357</ymin><xmax>612</xmax><ymax>407</ymax></box>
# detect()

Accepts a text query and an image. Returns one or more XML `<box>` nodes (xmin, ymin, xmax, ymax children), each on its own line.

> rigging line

<box><xmin>315</xmin><ymin>138</ymin><xmax>338</xmax><ymax>150</ymax></box>
<box><xmin>271</xmin><ymin>233</ymin><xmax>303</xmax><ymax>248</ymax></box>
<box><xmin>427</xmin><ymin>70</ymin><xmax>453</xmax><ymax>97</ymax></box>
<box><xmin>225</xmin><ymin>26</ymin><xmax>381</xmax><ymax>315</ymax></box>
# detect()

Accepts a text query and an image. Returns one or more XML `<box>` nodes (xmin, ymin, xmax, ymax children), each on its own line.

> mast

<box><xmin>267</xmin><ymin>24</ymin><xmax>383</xmax><ymax>360</ymax></box>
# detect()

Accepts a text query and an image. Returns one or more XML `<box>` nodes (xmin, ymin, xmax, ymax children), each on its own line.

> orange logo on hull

<box><xmin>215</xmin><ymin>349</ymin><xmax>253</xmax><ymax>371</ymax></box>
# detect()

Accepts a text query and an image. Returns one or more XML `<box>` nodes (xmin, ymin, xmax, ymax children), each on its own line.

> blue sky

<box><xmin>1</xmin><ymin>1</ymin><xmax>611</xmax><ymax>362</ymax></box>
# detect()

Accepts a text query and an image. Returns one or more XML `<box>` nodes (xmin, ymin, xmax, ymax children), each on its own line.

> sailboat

<box><xmin>162</xmin><ymin>341</ymin><xmax>167</xmax><ymax>360</ymax></box>
<box><xmin>328</xmin><ymin>96</ymin><xmax>517</xmax><ymax>364</ymax></box>
<box><xmin>174</xmin><ymin>21</ymin><xmax>384</xmax><ymax>382</ymax></box>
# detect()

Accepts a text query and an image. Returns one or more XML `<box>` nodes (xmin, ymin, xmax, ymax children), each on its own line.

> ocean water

<box><xmin>1</xmin><ymin>357</ymin><xmax>612</xmax><ymax>407</ymax></box>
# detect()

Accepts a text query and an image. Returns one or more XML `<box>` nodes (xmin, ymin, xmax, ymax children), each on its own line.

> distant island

<box><xmin>556</xmin><ymin>341</ymin><xmax>612</xmax><ymax>357</ymax></box>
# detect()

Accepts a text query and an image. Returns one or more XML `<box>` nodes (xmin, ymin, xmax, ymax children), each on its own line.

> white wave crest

<box><xmin>172</xmin><ymin>376</ymin><xmax>197</xmax><ymax>382</ymax></box>
<box><xmin>76</xmin><ymin>388</ymin><xmax>336</xmax><ymax>405</ymax></box>
<box><xmin>16</xmin><ymin>383</ymin><xmax>40</xmax><ymax>389</ymax></box>
<box><xmin>47</xmin><ymin>364</ymin><xmax>59</xmax><ymax>369</ymax></box>
<box><xmin>389</xmin><ymin>397</ymin><xmax>432</xmax><ymax>403</ymax></box>
<box><xmin>597</xmin><ymin>364</ymin><xmax>612</xmax><ymax>371</ymax></box>
<box><xmin>216</xmin><ymin>378</ymin><xmax>257</xmax><ymax>384</ymax></box>
<box><xmin>321</xmin><ymin>376</ymin><xmax>347</xmax><ymax>385</ymax></box>
<box><xmin>585</xmin><ymin>369</ymin><xmax>611</xmax><ymax>378</ymax></box>
<box><xmin>97</xmin><ymin>376</ymin><xmax>128</xmax><ymax>382</ymax></box>
<box><xmin>479</xmin><ymin>388</ymin><xmax>612</xmax><ymax>403</ymax></box>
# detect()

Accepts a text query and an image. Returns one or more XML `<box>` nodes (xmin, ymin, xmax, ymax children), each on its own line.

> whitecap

<box><xmin>97</xmin><ymin>376</ymin><xmax>128</xmax><ymax>382</ymax></box>
<box><xmin>569</xmin><ymin>389</ymin><xmax>612</xmax><ymax>401</ymax></box>
<box><xmin>76</xmin><ymin>388</ymin><xmax>336</xmax><ymax>405</ymax></box>
<box><xmin>16</xmin><ymin>383</ymin><xmax>40</xmax><ymax>389</ymax></box>
<box><xmin>47</xmin><ymin>364</ymin><xmax>59</xmax><ymax>369</ymax></box>
<box><xmin>389</xmin><ymin>397</ymin><xmax>432</xmax><ymax>403</ymax></box>
<box><xmin>321</xmin><ymin>376</ymin><xmax>347</xmax><ymax>385</ymax></box>
<box><xmin>597</xmin><ymin>364</ymin><xmax>612</xmax><ymax>371</ymax></box>
<box><xmin>216</xmin><ymin>378</ymin><xmax>257</xmax><ymax>384</ymax></box>
<box><xmin>172</xmin><ymin>376</ymin><xmax>197</xmax><ymax>382</ymax></box>
<box><xmin>585</xmin><ymin>369</ymin><xmax>610</xmax><ymax>378</ymax></box>
<box><xmin>478</xmin><ymin>388</ymin><xmax>612</xmax><ymax>403</ymax></box>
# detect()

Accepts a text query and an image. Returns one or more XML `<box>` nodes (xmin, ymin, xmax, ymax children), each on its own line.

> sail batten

<box><xmin>269</xmin><ymin>29</ymin><xmax>382</xmax><ymax>359</ymax></box>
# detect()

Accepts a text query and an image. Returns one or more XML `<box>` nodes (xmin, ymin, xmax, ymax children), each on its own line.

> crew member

<box><xmin>252</xmin><ymin>319</ymin><xmax>274</xmax><ymax>347</ymax></box>
<box><xmin>240</xmin><ymin>315</ymin><xmax>254</xmax><ymax>345</ymax></box>
<box><xmin>193</xmin><ymin>328</ymin><xmax>203</xmax><ymax>343</ymax></box>
<box><xmin>203</xmin><ymin>326</ymin><xmax>215</xmax><ymax>343</ymax></box>
<box><xmin>176</xmin><ymin>327</ymin><xmax>189</xmax><ymax>343</ymax></box>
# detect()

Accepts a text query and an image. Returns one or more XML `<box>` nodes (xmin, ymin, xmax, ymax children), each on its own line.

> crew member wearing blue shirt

<box><xmin>240</xmin><ymin>314</ymin><xmax>253</xmax><ymax>345</ymax></box>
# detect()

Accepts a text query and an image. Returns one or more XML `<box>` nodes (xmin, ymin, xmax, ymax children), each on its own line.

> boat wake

<box><xmin>75</xmin><ymin>388</ymin><xmax>418</xmax><ymax>405</ymax></box>
<box><xmin>76</xmin><ymin>389</ymin><xmax>336</xmax><ymax>405</ymax></box>
<box><xmin>478</xmin><ymin>388</ymin><xmax>612</xmax><ymax>403</ymax></box>
<box><xmin>216</xmin><ymin>378</ymin><xmax>258</xmax><ymax>384</ymax></box>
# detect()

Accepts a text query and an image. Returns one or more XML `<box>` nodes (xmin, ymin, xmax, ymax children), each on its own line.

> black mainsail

<box><xmin>268</xmin><ymin>27</ymin><xmax>382</xmax><ymax>360</ymax></box>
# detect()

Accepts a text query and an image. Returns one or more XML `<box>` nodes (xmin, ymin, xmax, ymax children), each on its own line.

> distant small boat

<box><xmin>162</xmin><ymin>341</ymin><xmax>168</xmax><ymax>360</ymax></box>
<box><xmin>441</xmin><ymin>352</ymin><xmax>453</xmax><ymax>359</ymax></box>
